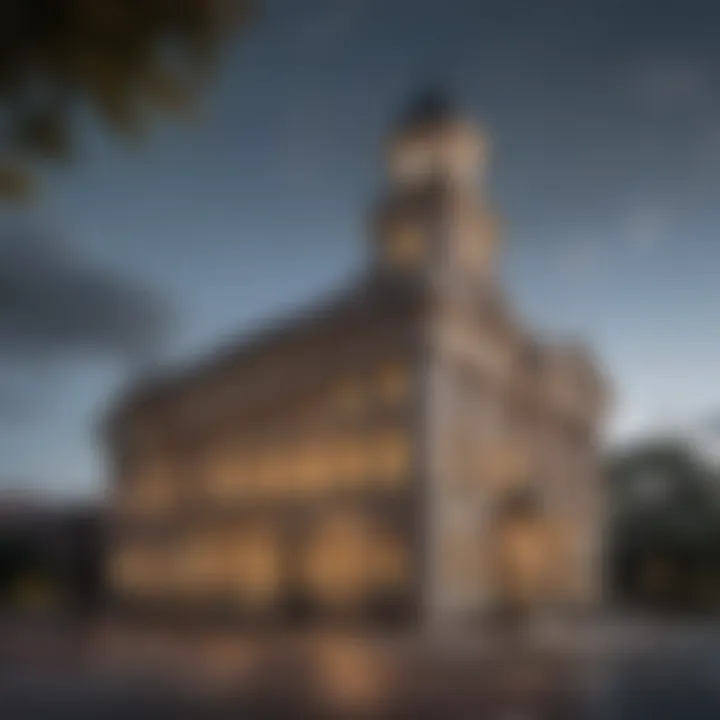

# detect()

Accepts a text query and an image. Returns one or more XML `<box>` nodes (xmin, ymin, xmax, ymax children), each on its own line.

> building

<box><xmin>106</xmin><ymin>93</ymin><xmax>607</xmax><ymax>629</ymax></box>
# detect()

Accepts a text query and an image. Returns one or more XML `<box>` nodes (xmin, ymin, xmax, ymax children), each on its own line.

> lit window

<box><xmin>233</xmin><ymin>527</ymin><xmax>282</xmax><ymax>606</ymax></box>
<box><xmin>129</xmin><ymin>459</ymin><xmax>174</xmax><ymax>515</ymax></box>
<box><xmin>112</xmin><ymin>543</ymin><xmax>174</xmax><ymax>598</ymax></box>
<box><xmin>385</xmin><ymin>224</ymin><xmax>425</xmax><ymax>267</ymax></box>
<box><xmin>336</xmin><ymin>437</ymin><xmax>369</xmax><ymax>488</ymax></box>
<box><xmin>264</xmin><ymin>450</ymin><xmax>291</xmax><ymax>495</ymax></box>
<box><xmin>254</xmin><ymin>450</ymin><xmax>277</xmax><ymax>496</ymax></box>
<box><xmin>371</xmin><ymin>534</ymin><xmax>409</xmax><ymax>590</ymax></box>
<box><xmin>302</xmin><ymin>517</ymin><xmax>371</xmax><ymax>606</ymax></box>
<box><xmin>176</xmin><ymin>535</ymin><xmax>220</xmax><ymax>598</ymax></box>
<box><xmin>208</xmin><ymin>447</ymin><xmax>245</xmax><ymax>499</ymax></box>
<box><xmin>295</xmin><ymin>443</ymin><xmax>322</xmax><ymax>494</ymax></box>
<box><xmin>373</xmin><ymin>431</ymin><xmax>412</xmax><ymax>485</ymax></box>
<box><xmin>334</xmin><ymin>378</ymin><xmax>366</xmax><ymax>415</ymax></box>
<box><xmin>391</xmin><ymin>140</ymin><xmax>433</xmax><ymax>185</ymax></box>
<box><xmin>111</xmin><ymin>546</ymin><xmax>141</xmax><ymax>593</ymax></box>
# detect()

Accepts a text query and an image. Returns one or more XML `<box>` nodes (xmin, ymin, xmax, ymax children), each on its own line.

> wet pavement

<box><xmin>1</xmin><ymin>617</ymin><xmax>719</xmax><ymax>718</ymax></box>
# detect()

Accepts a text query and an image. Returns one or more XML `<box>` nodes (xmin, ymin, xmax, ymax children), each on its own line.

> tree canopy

<box><xmin>0</xmin><ymin>0</ymin><xmax>251</xmax><ymax>199</ymax></box>
<box><xmin>607</xmin><ymin>438</ymin><xmax>720</xmax><ymax>615</ymax></box>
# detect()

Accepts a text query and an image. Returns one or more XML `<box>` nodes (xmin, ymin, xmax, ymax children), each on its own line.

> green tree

<box><xmin>0</xmin><ymin>0</ymin><xmax>251</xmax><ymax>199</ymax></box>
<box><xmin>607</xmin><ymin>439</ymin><xmax>720</xmax><ymax>615</ymax></box>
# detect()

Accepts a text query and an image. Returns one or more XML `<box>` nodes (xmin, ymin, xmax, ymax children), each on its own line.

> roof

<box><xmin>393</xmin><ymin>86</ymin><xmax>461</xmax><ymax>133</ymax></box>
<box><xmin>104</xmin><ymin>274</ymin><xmax>430</xmax><ymax>436</ymax></box>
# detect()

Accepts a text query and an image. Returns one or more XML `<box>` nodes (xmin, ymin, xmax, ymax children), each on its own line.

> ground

<box><xmin>1</xmin><ymin>616</ymin><xmax>720</xmax><ymax>718</ymax></box>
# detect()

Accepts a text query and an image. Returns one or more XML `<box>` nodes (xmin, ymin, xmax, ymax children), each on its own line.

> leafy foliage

<box><xmin>0</xmin><ymin>0</ymin><xmax>251</xmax><ymax>198</ymax></box>
<box><xmin>607</xmin><ymin>439</ymin><xmax>720</xmax><ymax>615</ymax></box>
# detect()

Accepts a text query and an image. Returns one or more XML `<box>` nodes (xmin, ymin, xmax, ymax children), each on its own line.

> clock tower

<box><xmin>372</xmin><ymin>90</ymin><xmax>500</xmax><ymax>291</ymax></box>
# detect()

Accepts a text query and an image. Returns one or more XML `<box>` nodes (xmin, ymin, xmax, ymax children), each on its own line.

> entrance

<box><xmin>490</xmin><ymin>487</ymin><xmax>550</xmax><ymax>621</ymax></box>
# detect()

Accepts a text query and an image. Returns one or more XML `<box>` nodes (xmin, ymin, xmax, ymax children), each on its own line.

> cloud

<box><xmin>0</xmin><ymin>231</ymin><xmax>171</xmax><ymax>365</ymax></box>
<box><xmin>624</xmin><ymin>58</ymin><xmax>713</xmax><ymax>112</ymax></box>
<box><xmin>554</xmin><ymin>199</ymin><xmax>670</xmax><ymax>281</ymax></box>
<box><xmin>622</xmin><ymin>201</ymin><xmax>669</xmax><ymax>251</ymax></box>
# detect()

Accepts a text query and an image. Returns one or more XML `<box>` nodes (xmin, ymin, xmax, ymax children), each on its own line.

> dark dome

<box><xmin>395</xmin><ymin>87</ymin><xmax>459</xmax><ymax>130</ymax></box>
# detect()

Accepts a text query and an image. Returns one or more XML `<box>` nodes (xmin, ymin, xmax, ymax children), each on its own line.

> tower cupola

<box><xmin>372</xmin><ymin>89</ymin><xmax>499</xmax><ymax>286</ymax></box>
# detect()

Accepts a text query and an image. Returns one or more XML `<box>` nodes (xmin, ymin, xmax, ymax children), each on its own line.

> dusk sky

<box><xmin>2</xmin><ymin>0</ymin><xmax>720</xmax><ymax>498</ymax></box>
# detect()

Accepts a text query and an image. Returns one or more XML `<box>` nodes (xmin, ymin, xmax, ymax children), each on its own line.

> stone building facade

<box><xmin>106</xmin><ymin>94</ymin><xmax>607</xmax><ymax>629</ymax></box>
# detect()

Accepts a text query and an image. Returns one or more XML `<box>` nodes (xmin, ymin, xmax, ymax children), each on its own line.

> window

<box><xmin>254</xmin><ymin>449</ymin><xmax>285</xmax><ymax>496</ymax></box>
<box><xmin>385</xmin><ymin>223</ymin><xmax>426</xmax><ymax>268</ymax></box>
<box><xmin>301</xmin><ymin>517</ymin><xmax>370</xmax><ymax>606</ymax></box>
<box><xmin>295</xmin><ymin>442</ymin><xmax>328</xmax><ymax>494</ymax></box>
<box><xmin>335</xmin><ymin>436</ymin><xmax>368</xmax><ymax>489</ymax></box>
<box><xmin>371</xmin><ymin>534</ymin><xmax>410</xmax><ymax>590</ymax></box>
<box><xmin>126</xmin><ymin>458</ymin><xmax>175</xmax><ymax>516</ymax></box>
<box><xmin>373</xmin><ymin>430</ymin><xmax>412</xmax><ymax>486</ymax></box>
<box><xmin>232</xmin><ymin>526</ymin><xmax>283</xmax><ymax>606</ymax></box>
<box><xmin>207</xmin><ymin>446</ymin><xmax>248</xmax><ymax>500</ymax></box>
<box><xmin>391</xmin><ymin>140</ymin><xmax>433</xmax><ymax>185</ymax></box>
<box><xmin>178</xmin><ymin>535</ymin><xmax>219</xmax><ymax>598</ymax></box>
<box><xmin>111</xmin><ymin>545</ymin><xmax>142</xmax><ymax>594</ymax></box>
<box><xmin>333</xmin><ymin>378</ymin><xmax>366</xmax><ymax>415</ymax></box>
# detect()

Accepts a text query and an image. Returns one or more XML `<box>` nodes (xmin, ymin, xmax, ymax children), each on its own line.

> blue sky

<box><xmin>2</xmin><ymin>0</ymin><xmax>720</xmax><ymax>497</ymax></box>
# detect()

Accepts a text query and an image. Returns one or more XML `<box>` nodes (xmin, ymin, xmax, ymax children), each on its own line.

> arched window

<box><xmin>370</xmin><ymin>533</ymin><xmax>410</xmax><ymax>591</ymax></box>
<box><xmin>232</xmin><ymin>525</ymin><xmax>283</xmax><ymax>607</ymax></box>
<box><xmin>333</xmin><ymin>377</ymin><xmax>367</xmax><ymax>416</ymax></box>
<box><xmin>301</xmin><ymin>516</ymin><xmax>372</xmax><ymax>607</ymax></box>
<box><xmin>372</xmin><ymin>429</ymin><xmax>412</xmax><ymax>486</ymax></box>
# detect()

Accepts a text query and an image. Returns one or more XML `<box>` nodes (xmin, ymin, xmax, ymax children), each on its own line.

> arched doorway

<box><xmin>490</xmin><ymin>487</ymin><xmax>551</xmax><ymax>622</ymax></box>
